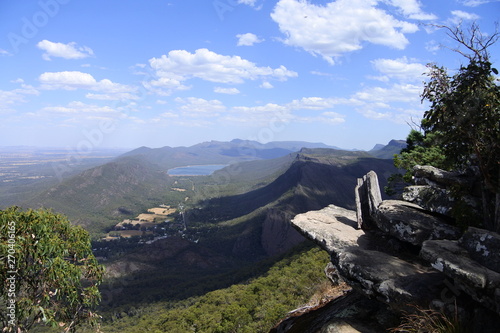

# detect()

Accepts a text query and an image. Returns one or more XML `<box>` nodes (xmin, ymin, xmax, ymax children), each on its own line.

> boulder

<box><xmin>355</xmin><ymin>171</ymin><xmax>383</xmax><ymax>230</ymax></box>
<box><xmin>459</xmin><ymin>227</ymin><xmax>500</xmax><ymax>273</ymax></box>
<box><xmin>413</xmin><ymin>165</ymin><xmax>474</xmax><ymax>188</ymax></box>
<box><xmin>375</xmin><ymin>200</ymin><xmax>461</xmax><ymax>246</ymax></box>
<box><xmin>270</xmin><ymin>290</ymin><xmax>393</xmax><ymax>333</ymax></box>
<box><xmin>420</xmin><ymin>238</ymin><xmax>500</xmax><ymax>315</ymax></box>
<box><xmin>402</xmin><ymin>185</ymin><xmax>454</xmax><ymax>216</ymax></box>
<box><xmin>334</xmin><ymin>246</ymin><xmax>444</xmax><ymax>307</ymax></box>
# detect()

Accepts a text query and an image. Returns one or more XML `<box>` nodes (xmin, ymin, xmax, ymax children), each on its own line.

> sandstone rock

<box><xmin>375</xmin><ymin>200</ymin><xmax>461</xmax><ymax>246</ymax></box>
<box><xmin>413</xmin><ymin>165</ymin><xmax>474</xmax><ymax>188</ymax></box>
<box><xmin>334</xmin><ymin>246</ymin><xmax>444</xmax><ymax>307</ymax></box>
<box><xmin>420</xmin><ymin>239</ymin><xmax>500</xmax><ymax>315</ymax></box>
<box><xmin>355</xmin><ymin>171</ymin><xmax>382</xmax><ymax>230</ymax></box>
<box><xmin>402</xmin><ymin>185</ymin><xmax>454</xmax><ymax>216</ymax></box>
<box><xmin>291</xmin><ymin>205</ymin><xmax>362</xmax><ymax>255</ymax></box>
<box><xmin>459</xmin><ymin>227</ymin><xmax>500</xmax><ymax>273</ymax></box>
<box><xmin>291</xmin><ymin>204</ymin><xmax>446</xmax><ymax>310</ymax></box>
<box><xmin>270</xmin><ymin>291</ymin><xmax>391</xmax><ymax>333</ymax></box>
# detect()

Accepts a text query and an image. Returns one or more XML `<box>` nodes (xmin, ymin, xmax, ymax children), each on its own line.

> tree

<box><xmin>420</xmin><ymin>23</ymin><xmax>499</xmax><ymax>231</ymax></box>
<box><xmin>394</xmin><ymin>22</ymin><xmax>499</xmax><ymax>231</ymax></box>
<box><xmin>393</xmin><ymin>129</ymin><xmax>448</xmax><ymax>182</ymax></box>
<box><xmin>0</xmin><ymin>207</ymin><xmax>104</xmax><ymax>332</ymax></box>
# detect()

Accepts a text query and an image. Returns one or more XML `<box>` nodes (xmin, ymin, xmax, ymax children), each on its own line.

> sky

<box><xmin>0</xmin><ymin>0</ymin><xmax>499</xmax><ymax>151</ymax></box>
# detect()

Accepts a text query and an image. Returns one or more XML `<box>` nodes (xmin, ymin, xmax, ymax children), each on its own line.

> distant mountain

<box><xmin>119</xmin><ymin>139</ymin><xmax>338</xmax><ymax>169</ymax></box>
<box><xmin>370</xmin><ymin>143</ymin><xmax>386</xmax><ymax>151</ymax></box>
<box><xmin>21</xmin><ymin>140</ymin><xmax>400</xmax><ymax>238</ymax></box>
<box><xmin>24</xmin><ymin>157</ymin><xmax>174</xmax><ymax>235</ymax></box>
<box><xmin>367</xmin><ymin>139</ymin><xmax>406</xmax><ymax>159</ymax></box>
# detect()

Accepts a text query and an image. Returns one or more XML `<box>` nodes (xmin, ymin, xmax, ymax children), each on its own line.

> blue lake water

<box><xmin>167</xmin><ymin>164</ymin><xmax>228</xmax><ymax>176</ymax></box>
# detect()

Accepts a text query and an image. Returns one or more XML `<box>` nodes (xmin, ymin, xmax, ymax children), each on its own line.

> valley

<box><xmin>1</xmin><ymin>139</ymin><xmax>402</xmax><ymax>332</ymax></box>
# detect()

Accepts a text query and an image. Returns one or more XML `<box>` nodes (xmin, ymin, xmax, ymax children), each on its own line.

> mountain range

<box><xmin>20</xmin><ymin>139</ymin><xmax>402</xmax><ymax>235</ymax></box>
<box><xmin>10</xmin><ymin>139</ymin><xmax>403</xmax><ymax>314</ymax></box>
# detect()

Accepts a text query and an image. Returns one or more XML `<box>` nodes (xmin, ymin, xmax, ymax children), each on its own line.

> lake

<box><xmin>167</xmin><ymin>164</ymin><xmax>228</xmax><ymax>176</ymax></box>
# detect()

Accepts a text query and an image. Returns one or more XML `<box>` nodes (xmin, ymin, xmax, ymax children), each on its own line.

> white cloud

<box><xmin>36</xmin><ymin>40</ymin><xmax>94</xmax><ymax>60</ymax></box>
<box><xmin>0</xmin><ymin>48</ymin><xmax>12</xmax><ymax>56</ymax></box>
<box><xmin>288</xmin><ymin>96</ymin><xmax>348</xmax><ymax>110</ymax></box>
<box><xmin>350</xmin><ymin>82</ymin><xmax>425</xmax><ymax>123</ymax></box>
<box><xmin>317</xmin><ymin>111</ymin><xmax>346</xmax><ymax>124</ymax></box>
<box><xmin>0</xmin><ymin>83</ymin><xmax>40</xmax><ymax>113</ymax></box>
<box><xmin>260</xmin><ymin>82</ymin><xmax>274</xmax><ymax>89</ymax></box>
<box><xmin>237</xmin><ymin>33</ymin><xmax>264</xmax><ymax>46</ymax></box>
<box><xmin>35</xmin><ymin>101</ymin><xmax>123</xmax><ymax>124</ymax></box>
<box><xmin>142</xmin><ymin>77</ymin><xmax>191</xmax><ymax>96</ymax></box>
<box><xmin>39</xmin><ymin>71</ymin><xmax>137</xmax><ymax>100</ymax></box>
<box><xmin>371</xmin><ymin>57</ymin><xmax>428</xmax><ymax>81</ymax></box>
<box><xmin>174</xmin><ymin>97</ymin><xmax>227</xmax><ymax>117</ymax></box>
<box><xmin>148</xmin><ymin>48</ymin><xmax>297</xmax><ymax>88</ymax></box>
<box><xmin>39</xmin><ymin>71</ymin><xmax>96</xmax><ymax>89</ymax></box>
<box><xmin>85</xmin><ymin>93</ymin><xmax>138</xmax><ymax>101</ymax></box>
<box><xmin>354</xmin><ymin>83</ymin><xmax>422</xmax><ymax>103</ymax></box>
<box><xmin>383</xmin><ymin>0</ymin><xmax>437</xmax><ymax>20</ymax></box>
<box><xmin>425</xmin><ymin>40</ymin><xmax>440</xmax><ymax>54</ymax></box>
<box><xmin>459</xmin><ymin>0</ymin><xmax>500</xmax><ymax>7</ymax></box>
<box><xmin>214</xmin><ymin>87</ymin><xmax>240</xmax><ymax>94</ymax></box>
<box><xmin>271</xmin><ymin>0</ymin><xmax>419</xmax><ymax>64</ymax></box>
<box><xmin>450</xmin><ymin>10</ymin><xmax>480</xmax><ymax>23</ymax></box>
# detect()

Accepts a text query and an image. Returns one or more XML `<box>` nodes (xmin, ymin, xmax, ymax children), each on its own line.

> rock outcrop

<box><xmin>273</xmin><ymin>167</ymin><xmax>500</xmax><ymax>333</ymax></box>
<box><xmin>421</xmin><ymin>227</ymin><xmax>500</xmax><ymax>315</ymax></box>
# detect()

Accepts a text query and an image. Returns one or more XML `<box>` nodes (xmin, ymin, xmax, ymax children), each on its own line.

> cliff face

<box><xmin>274</xmin><ymin>167</ymin><xmax>500</xmax><ymax>333</ymax></box>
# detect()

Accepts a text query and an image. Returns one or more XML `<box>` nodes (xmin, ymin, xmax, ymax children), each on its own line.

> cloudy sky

<box><xmin>1</xmin><ymin>0</ymin><xmax>499</xmax><ymax>150</ymax></box>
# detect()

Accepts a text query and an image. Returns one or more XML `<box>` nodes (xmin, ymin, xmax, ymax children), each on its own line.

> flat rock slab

<box><xmin>291</xmin><ymin>204</ymin><xmax>446</xmax><ymax>310</ymax></box>
<box><xmin>375</xmin><ymin>200</ymin><xmax>461</xmax><ymax>246</ymax></box>
<box><xmin>291</xmin><ymin>205</ymin><xmax>363</xmax><ymax>255</ymax></box>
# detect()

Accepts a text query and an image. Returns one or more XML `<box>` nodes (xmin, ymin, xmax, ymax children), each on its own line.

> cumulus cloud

<box><xmin>174</xmin><ymin>97</ymin><xmax>227</xmax><ymax>117</ymax></box>
<box><xmin>371</xmin><ymin>57</ymin><xmax>428</xmax><ymax>81</ymax></box>
<box><xmin>354</xmin><ymin>83</ymin><xmax>422</xmax><ymax>103</ymax></box>
<box><xmin>271</xmin><ymin>0</ymin><xmax>419</xmax><ymax>64</ymax></box>
<box><xmin>36</xmin><ymin>40</ymin><xmax>94</xmax><ymax>60</ymax></box>
<box><xmin>260</xmin><ymin>82</ymin><xmax>274</xmax><ymax>89</ymax></box>
<box><xmin>148</xmin><ymin>48</ymin><xmax>297</xmax><ymax>85</ymax></box>
<box><xmin>39</xmin><ymin>71</ymin><xmax>137</xmax><ymax>100</ymax></box>
<box><xmin>214</xmin><ymin>87</ymin><xmax>240</xmax><ymax>94</ymax></box>
<box><xmin>237</xmin><ymin>33</ymin><xmax>264</xmax><ymax>46</ymax></box>
<box><xmin>146</xmin><ymin>48</ymin><xmax>297</xmax><ymax>95</ymax></box>
<box><xmin>383</xmin><ymin>0</ymin><xmax>437</xmax><ymax>20</ymax></box>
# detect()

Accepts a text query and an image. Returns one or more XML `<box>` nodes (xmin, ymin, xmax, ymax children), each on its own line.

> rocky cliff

<box><xmin>273</xmin><ymin>166</ymin><xmax>500</xmax><ymax>333</ymax></box>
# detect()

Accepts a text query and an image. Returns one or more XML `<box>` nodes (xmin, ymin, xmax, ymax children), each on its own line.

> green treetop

<box><xmin>0</xmin><ymin>207</ymin><xmax>104</xmax><ymax>332</ymax></box>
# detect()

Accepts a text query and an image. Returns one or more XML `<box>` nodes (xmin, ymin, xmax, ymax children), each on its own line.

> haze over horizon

<box><xmin>1</xmin><ymin>0</ymin><xmax>499</xmax><ymax>151</ymax></box>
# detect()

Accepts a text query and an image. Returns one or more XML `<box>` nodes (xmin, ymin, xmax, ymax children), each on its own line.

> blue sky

<box><xmin>1</xmin><ymin>0</ymin><xmax>499</xmax><ymax>150</ymax></box>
